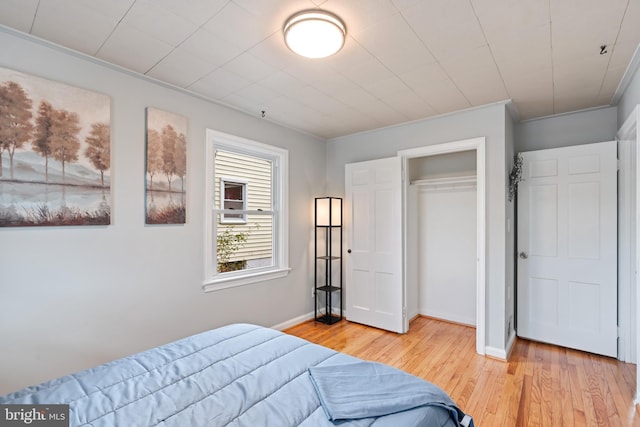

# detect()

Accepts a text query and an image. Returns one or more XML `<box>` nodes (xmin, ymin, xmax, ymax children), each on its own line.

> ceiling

<box><xmin>1</xmin><ymin>0</ymin><xmax>639</xmax><ymax>140</ymax></box>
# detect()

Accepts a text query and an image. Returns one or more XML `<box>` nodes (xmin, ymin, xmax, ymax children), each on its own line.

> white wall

<box><xmin>0</xmin><ymin>29</ymin><xmax>326</xmax><ymax>394</ymax></box>
<box><xmin>515</xmin><ymin>106</ymin><xmax>618</xmax><ymax>153</ymax></box>
<box><xmin>618</xmin><ymin>51</ymin><xmax>640</xmax><ymax>127</ymax></box>
<box><xmin>417</xmin><ymin>184</ymin><xmax>476</xmax><ymax>325</ymax></box>
<box><xmin>505</xmin><ymin>109</ymin><xmax>516</xmax><ymax>345</ymax></box>
<box><xmin>327</xmin><ymin>102</ymin><xmax>509</xmax><ymax>352</ymax></box>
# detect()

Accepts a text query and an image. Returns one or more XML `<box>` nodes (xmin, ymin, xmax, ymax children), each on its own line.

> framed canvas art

<box><xmin>145</xmin><ymin>107</ymin><xmax>187</xmax><ymax>224</ymax></box>
<box><xmin>0</xmin><ymin>67</ymin><xmax>111</xmax><ymax>227</ymax></box>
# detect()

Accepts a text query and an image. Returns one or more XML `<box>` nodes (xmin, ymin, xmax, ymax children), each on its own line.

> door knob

<box><xmin>347</xmin><ymin>249</ymin><xmax>352</xmax><ymax>254</ymax></box>
<box><xmin>519</xmin><ymin>252</ymin><xmax>528</xmax><ymax>259</ymax></box>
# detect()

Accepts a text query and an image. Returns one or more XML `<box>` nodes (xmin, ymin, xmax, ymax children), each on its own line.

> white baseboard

<box><xmin>270</xmin><ymin>312</ymin><xmax>314</xmax><ymax>331</ymax></box>
<box><xmin>485</xmin><ymin>346</ymin><xmax>507</xmax><ymax>360</ymax></box>
<box><xmin>485</xmin><ymin>331</ymin><xmax>517</xmax><ymax>361</ymax></box>
<box><xmin>419</xmin><ymin>309</ymin><xmax>475</xmax><ymax>327</ymax></box>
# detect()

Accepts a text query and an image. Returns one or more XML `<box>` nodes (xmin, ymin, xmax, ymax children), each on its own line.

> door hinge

<box><xmin>402</xmin><ymin>307</ymin><xmax>407</xmax><ymax>318</ymax></box>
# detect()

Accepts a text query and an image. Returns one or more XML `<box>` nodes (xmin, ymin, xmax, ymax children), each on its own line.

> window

<box><xmin>204</xmin><ymin>130</ymin><xmax>289</xmax><ymax>291</ymax></box>
<box><xmin>220</xmin><ymin>178</ymin><xmax>247</xmax><ymax>223</ymax></box>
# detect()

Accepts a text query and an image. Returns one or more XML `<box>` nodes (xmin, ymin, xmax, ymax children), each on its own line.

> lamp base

<box><xmin>315</xmin><ymin>314</ymin><xmax>342</xmax><ymax>325</ymax></box>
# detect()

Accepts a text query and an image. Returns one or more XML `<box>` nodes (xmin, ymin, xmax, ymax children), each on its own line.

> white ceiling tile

<box><xmin>439</xmin><ymin>45</ymin><xmax>509</xmax><ymax>106</ymax></box>
<box><xmin>330</xmin><ymin>86</ymin><xmax>379</xmax><ymax>110</ymax></box>
<box><xmin>502</xmin><ymin>71</ymin><xmax>553</xmax><ymax>120</ymax></box>
<box><xmin>96</xmin><ymin>23</ymin><xmax>174</xmax><ymax>74</ymax></box>
<box><xmin>310</xmin><ymin>70</ymin><xmax>361</xmax><ymax>97</ymax></box>
<box><xmin>234</xmin><ymin>83</ymin><xmax>281</xmax><ymax>105</ymax></box>
<box><xmin>359</xmin><ymin>99</ymin><xmax>408</xmax><ymax>127</ymax></box>
<box><xmin>390</xmin><ymin>0</ymin><xmax>422</xmax><ymax>12</ymax></box>
<box><xmin>232</xmin><ymin>0</ymin><xmax>315</xmax><ymax>32</ymax></box>
<box><xmin>550</xmin><ymin>0</ymin><xmax>628</xmax><ymax>65</ymax></box>
<box><xmin>320</xmin><ymin>0</ymin><xmax>401</xmax><ymax>36</ymax></box>
<box><xmin>121</xmin><ymin>0</ymin><xmax>198</xmax><ymax>47</ymax></box>
<box><xmin>339</xmin><ymin>57</ymin><xmax>396</xmax><ymax>89</ymax></box>
<box><xmin>187</xmin><ymin>67</ymin><xmax>252</xmax><ymax>100</ymax></box>
<box><xmin>259</xmin><ymin>71</ymin><xmax>307</xmax><ymax>96</ymax></box>
<box><xmin>401</xmin><ymin>0</ymin><xmax>486</xmax><ymax>60</ymax></box>
<box><xmin>221</xmin><ymin>53</ymin><xmax>278</xmax><ymax>84</ymax></box>
<box><xmin>180</xmin><ymin>28</ymin><xmax>243</xmax><ymax>67</ymax></box>
<box><xmin>222</xmin><ymin>91</ymin><xmax>265</xmax><ymax>114</ymax></box>
<box><xmin>292</xmin><ymin>86</ymin><xmax>348</xmax><ymax>114</ymax></box>
<box><xmin>472</xmin><ymin>0</ymin><xmax>550</xmax><ymax>38</ymax></box>
<box><xmin>363</xmin><ymin>74</ymin><xmax>411</xmax><ymax>99</ymax></box>
<box><xmin>353</xmin><ymin>12</ymin><xmax>436</xmax><ymax>75</ymax></box>
<box><xmin>385</xmin><ymin>92</ymin><xmax>436</xmax><ymax>121</ymax></box>
<box><xmin>399</xmin><ymin>62</ymin><xmax>471</xmax><ymax>114</ymax></box>
<box><xmin>324</xmin><ymin>40</ymin><xmax>377</xmax><ymax>74</ymax></box>
<box><xmin>283</xmin><ymin>61</ymin><xmax>335</xmax><ymax>86</ymax></box>
<box><xmin>0</xmin><ymin>0</ymin><xmax>38</xmax><ymax>33</ymax></box>
<box><xmin>553</xmin><ymin>56</ymin><xmax>607</xmax><ymax>94</ymax></box>
<box><xmin>617</xmin><ymin>0</ymin><xmax>640</xmax><ymax>48</ymax></box>
<box><xmin>203</xmin><ymin>2</ymin><xmax>275</xmax><ymax>51</ymax></box>
<box><xmin>488</xmin><ymin>24</ymin><xmax>552</xmax><ymax>79</ymax></box>
<box><xmin>147</xmin><ymin>0</ymin><xmax>228</xmax><ymax>26</ymax></box>
<box><xmin>80</xmin><ymin>0</ymin><xmax>136</xmax><ymax>20</ymax></box>
<box><xmin>146</xmin><ymin>47</ymin><xmax>217</xmax><ymax>88</ymax></box>
<box><xmin>605</xmin><ymin>0</ymin><xmax>640</xmax><ymax>98</ymax></box>
<box><xmin>31</xmin><ymin>0</ymin><xmax>121</xmax><ymax>55</ymax></box>
<box><xmin>249</xmin><ymin>33</ymin><xmax>304</xmax><ymax>71</ymax></box>
<box><xmin>551</xmin><ymin>0</ymin><xmax>628</xmax><ymax>23</ymax></box>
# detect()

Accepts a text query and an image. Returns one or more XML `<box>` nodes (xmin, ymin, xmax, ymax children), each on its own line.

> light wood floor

<box><xmin>285</xmin><ymin>316</ymin><xmax>639</xmax><ymax>426</ymax></box>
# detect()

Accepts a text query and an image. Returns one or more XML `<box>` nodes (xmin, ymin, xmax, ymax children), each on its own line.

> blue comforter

<box><xmin>0</xmin><ymin>324</ymin><xmax>468</xmax><ymax>426</ymax></box>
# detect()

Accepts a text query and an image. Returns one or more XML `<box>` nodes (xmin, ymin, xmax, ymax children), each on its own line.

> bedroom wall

<box><xmin>326</xmin><ymin>102</ymin><xmax>510</xmax><ymax>354</ymax></box>
<box><xmin>515</xmin><ymin>106</ymin><xmax>618</xmax><ymax>153</ymax></box>
<box><xmin>416</xmin><ymin>180</ymin><xmax>477</xmax><ymax>326</ymax></box>
<box><xmin>504</xmin><ymin>109</ymin><xmax>516</xmax><ymax>347</ymax></box>
<box><xmin>0</xmin><ymin>29</ymin><xmax>326</xmax><ymax>394</ymax></box>
<box><xmin>617</xmin><ymin>51</ymin><xmax>640</xmax><ymax>127</ymax></box>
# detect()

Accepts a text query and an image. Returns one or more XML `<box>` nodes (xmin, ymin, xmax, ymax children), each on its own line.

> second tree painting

<box><xmin>145</xmin><ymin>107</ymin><xmax>187</xmax><ymax>225</ymax></box>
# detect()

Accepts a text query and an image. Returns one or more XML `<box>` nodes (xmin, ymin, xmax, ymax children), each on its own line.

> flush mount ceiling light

<box><xmin>283</xmin><ymin>10</ymin><xmax>346</xmax><ymax>59</ymax></box>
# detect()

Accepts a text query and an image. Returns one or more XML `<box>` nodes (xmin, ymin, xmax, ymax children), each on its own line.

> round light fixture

<box><xmin>283</xmin><ymin>10</ymin><xmax>346</xmax><ymax>59</ymax></box>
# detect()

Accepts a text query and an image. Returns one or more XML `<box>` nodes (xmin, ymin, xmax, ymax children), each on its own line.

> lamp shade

<box><xmin>284</xmin><ymin>10</ymin><xmax>346</xmax><ymax>59</ymax></box>
<box><xmin>316</xmin><ymin>197</ymin><xmax>342</xmax><ymax>226</ymax></box>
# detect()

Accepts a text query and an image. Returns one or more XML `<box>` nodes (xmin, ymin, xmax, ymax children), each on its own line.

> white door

<box><xmin>517</xmin><ymin>141</ymin><xmax>618</xmax><ymax>357</ymax></box>
<box><xmin>345</xmin><ymin>157</ymin><xmax>405</xmax><ymax>333</ymax></box>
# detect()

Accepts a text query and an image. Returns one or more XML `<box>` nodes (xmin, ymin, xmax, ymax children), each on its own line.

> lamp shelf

<box><xmin>317</xmin><ymin>255</ymin><xmax>341</xmax><ymax>261</ymax></box>
<box><xmin>316</xmin><ymin>285</ymin><xmax>341</xmax><ymax>293</ymax></box>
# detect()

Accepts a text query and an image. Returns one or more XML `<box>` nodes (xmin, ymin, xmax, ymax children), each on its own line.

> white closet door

<box><xmin>345</xmin><ymin>157</ymin><xmax>404</xmax><ymax>333</ymax></box>
<box><xmin>517</xmin><ymin>141</ymin><xmax>617</xmax><ymax>357</ymax></box>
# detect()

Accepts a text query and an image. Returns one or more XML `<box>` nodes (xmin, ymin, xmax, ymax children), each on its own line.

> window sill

<box><xmin>202</xmin><ymin>267</ymin><xmax>291</xmax><ymax>293</ymax></box>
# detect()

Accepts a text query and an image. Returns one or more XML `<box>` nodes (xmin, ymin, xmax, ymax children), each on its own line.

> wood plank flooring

<box><xmin>285</xmin><ymin>316</ymin><xmax>640</xmax><ymax>426</ymax></box>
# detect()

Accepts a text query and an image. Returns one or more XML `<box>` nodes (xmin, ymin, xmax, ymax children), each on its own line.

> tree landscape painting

<box><xmin>0</xmin><ymin>67</ymin><xmax>111</xmax><ymax>227</ymax></box>
<box><xmin>145</xmin><ymin>107</ymin><xmax>187</xmax><ymax>225</ymax></box>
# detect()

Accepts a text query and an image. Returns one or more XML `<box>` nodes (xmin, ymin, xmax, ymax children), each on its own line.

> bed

<box><xmin>0</xmin><ymin>323</ymin><xmax>473</xmax><ymax>426</ymax></box>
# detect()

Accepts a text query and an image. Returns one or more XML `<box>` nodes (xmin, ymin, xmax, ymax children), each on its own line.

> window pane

<box><xmin>216</xmin><ymin>214</ymin><xmax>273</xmax><ymax>273</ymax></box>
<box><xmin>215</xmin><ymin>150</ymin><xmax>271</xmax><ymax>212</ymax></box>
<box><xmin>224</xmin><ymin>182</ymin><xmax>244</xmax><ymax>201</ymax></box>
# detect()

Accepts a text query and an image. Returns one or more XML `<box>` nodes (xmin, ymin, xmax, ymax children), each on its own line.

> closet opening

<box><xmin>399</xmin><ymin>138</ymin><xmax>486</xmax><ymax>355</ymax></box>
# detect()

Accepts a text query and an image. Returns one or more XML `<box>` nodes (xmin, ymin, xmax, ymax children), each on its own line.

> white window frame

<box><xmin>219</xmin><ymin>177</ymin><xmax>247</xmax><ymax>224</ymax></box>
<box><xmin>203</xmin><ymin>129</ymin><xmax>290</xmax><ymax>292</ymax></box>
